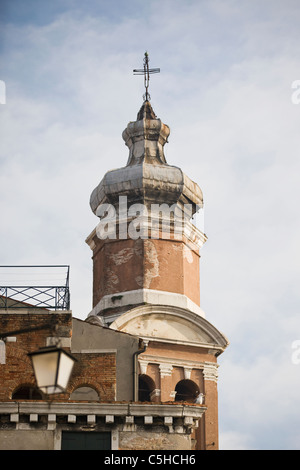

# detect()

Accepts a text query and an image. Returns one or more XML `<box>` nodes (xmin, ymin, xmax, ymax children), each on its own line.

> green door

<box><xmin>61</xmin><ymin>431</ymin><xmax>111</xmax><ymax>450</ymax></box>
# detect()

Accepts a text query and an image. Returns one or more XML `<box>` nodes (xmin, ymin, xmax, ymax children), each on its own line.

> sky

<box><xmin>1</xmin><ymin>0</ymin><xmax>300</xmax><ymax>450</ymax></box>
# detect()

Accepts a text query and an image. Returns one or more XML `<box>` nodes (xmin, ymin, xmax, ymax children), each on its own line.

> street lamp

<box><xmin>1</xmin><ymin>324</ymin><xmax>77</xmax><ymax>395</ymax></box>
<box><xmin>28</xmin><ymin>345</ymin><xmax>77</xmax><ymax>395</ymax></box>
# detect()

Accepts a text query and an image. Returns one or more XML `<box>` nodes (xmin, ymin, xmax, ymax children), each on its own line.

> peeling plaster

<box><xmin>183</xmin><ymin>245</ymin><xmax>193</xmax><ymax>264</ymax></box>
<box><xmin>144</xmin><ymin>240</ymin><xmax>159</xmax><ymax>289</ymax></box>
<box><xmin>109</xmin><ymin>247</ymin><xmax>135</xmax><ymax>266</ymax></box>
<box><xmin>107</xmin><ymin>269</ymin><xmax>119</xmax><ymax>290</ymax></box>
<box><xmin>134</xmin><ymin>240</ymin><xmax>159</xmax><ymax>289</ymax></box>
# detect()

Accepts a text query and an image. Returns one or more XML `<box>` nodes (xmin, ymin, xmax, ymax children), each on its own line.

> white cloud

<box><xmin>219</xmin><ymin>430</ymin><xmax>254</xmax><ymax>450</ymax></box>
<box><xmin>1</xmin><ymin>0</ymin><xmax>300</xmax><ymax>449</ymax></box>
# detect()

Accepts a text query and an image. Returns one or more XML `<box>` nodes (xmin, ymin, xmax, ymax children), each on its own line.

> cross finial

<box><xmin>133</xmin><ymin>52</ymin><xmax>160</xmax><ymax>102</ymax></box>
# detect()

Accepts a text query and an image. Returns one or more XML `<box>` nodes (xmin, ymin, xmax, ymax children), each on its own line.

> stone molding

<box><xmin>140</xmin><ymin>354</ymin><xmax>215</xmax><ymax>370</ymax></box>
<box><xmin>159</xmin><ymin>363</ymin><xmax>173</xmax><ymax>378</ymax></box>
<box><xmin>150</xmin><ymin>389</ymin><xmax>161</xmax><ymax>400</ymax></box>
<box><xmin>87</xmin><ymin>288</ymin><xmax>205</xmax><ymax>320</ymax></box>
<box><xmin>0</xmin><ymin>402</ymin><xmax>205</xmax><ymax>434</ymax></box>
<box><xmin>138</xmin><ymin>359</ymin><xmax>148</xmax><ymax>375</ymax></box>
<box><xmin>202</xmin><ymin>363</ymin><xmax>219</xmax><ymax>383</ymax></box>
<box><xmin>138</xmin><ymin>355</ymin><xmax>219</xmax><ymax>383</ymax></box>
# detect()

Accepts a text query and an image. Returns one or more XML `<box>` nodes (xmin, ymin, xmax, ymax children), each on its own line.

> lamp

<box><xmin>28</xmin><ymin>345</ymin><xmax>77</xmax><ymax>395</ymax></box>
<box><xmin>1</xmin><ymin>323</ymin><xmax>77</xmax><ymax>395</ymax></box>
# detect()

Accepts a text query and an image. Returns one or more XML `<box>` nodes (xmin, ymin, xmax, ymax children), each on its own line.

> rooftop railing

<box><xmin>0</xmin><ymin>265</ymin><xmax>70</xmax><ymax>310</ymax></box>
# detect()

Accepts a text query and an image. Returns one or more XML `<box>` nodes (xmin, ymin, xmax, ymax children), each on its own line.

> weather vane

<box><xmin>133</xmin><ymin>52</ymin><xmax>160</xmax><ymax>102</ymax></box>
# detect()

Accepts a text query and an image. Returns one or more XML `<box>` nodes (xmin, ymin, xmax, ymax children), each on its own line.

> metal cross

<box><xmin>133</xmin><ymin>52</ymin><xmax>160</xmax><ymax>101</ymax></box>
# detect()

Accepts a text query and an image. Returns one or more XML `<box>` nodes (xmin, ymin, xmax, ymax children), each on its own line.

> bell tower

<box><xmin>87</xmin><ymin>98</ymin><xmax>206</xmax><ymax>324</ymax></box>
<box><xmin>86</xmin><ymin>54</ymin><xmax>228</xmax><ymax>450</ymax></box>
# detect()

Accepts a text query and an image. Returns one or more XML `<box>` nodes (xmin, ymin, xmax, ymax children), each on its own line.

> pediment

<box><xmin>110</xmin><ymin>304</ymin><xmax>228</xmax><ymax>352</ymax></box>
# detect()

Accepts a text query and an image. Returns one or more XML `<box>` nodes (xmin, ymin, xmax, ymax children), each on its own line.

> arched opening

<box><xmin>12</xmin><ymin>386</ymin><xmax>43</xmax><ymax>400</ymax></box>
<box><xmin>138</xmin><ymin>374</ymin><xmax>155</xmax><ymax>402</ymax></box>
<box><xmin>174</xmin><ymin>379</ymin><xmax>200</xmax><ymax>403</ymax></box>
<box><xmin>69</xmin><ymin>386</ymin><xmax>100</xmax><ymax>401</ymax></box>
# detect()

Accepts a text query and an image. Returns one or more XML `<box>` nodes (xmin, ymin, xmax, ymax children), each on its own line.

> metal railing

<box><xmin>0</xmin><ymin>265</ymin><xmax>70</xmax><ymax>310</ymax></box>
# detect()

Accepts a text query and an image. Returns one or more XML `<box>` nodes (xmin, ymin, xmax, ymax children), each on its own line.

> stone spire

<box><xmin>122</xmin><ymin>100</ymin><xmax>170</xmax><ymax>166</ymax></box>
<box><xmin>89</xmin><ymin>101</ymin><xmax>203</xmax><ymax>217</ymax></box>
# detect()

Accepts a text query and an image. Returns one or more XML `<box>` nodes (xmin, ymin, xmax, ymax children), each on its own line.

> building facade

<box><xmin>0</xmin><ymin>308</ymin><xmax>205</xmax><ymax>450</ymax></box>
<box><xmin>0</xmin><ymin>97</ymin><xmax>228</xmax><ymax>450</ymax></box>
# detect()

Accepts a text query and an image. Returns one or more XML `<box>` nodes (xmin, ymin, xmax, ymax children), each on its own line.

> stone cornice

<box><xmin>87</xmin><ymin>288</ymin><xmax>205</xmax><ymax>320</ymax></box>
<box><xmin>0</xmin><ymin>402</ymin><xmax>206</xmax><ymax>433</ymax></box>
<box><xmin>139</xmin><ymin>354</ymin><xmax>218</xmax><ymax>371</ymax></box>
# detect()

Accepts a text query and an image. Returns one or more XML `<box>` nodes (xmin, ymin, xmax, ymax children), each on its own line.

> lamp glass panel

<box><xmin>31</xmin><ymin>349</ymin><xmax>59</xmax><ymax>392</ymax></box>
<box><xmin>57</xmin><ymin>351</ymin><xmax>75</xmax><ymax>390</ymax></box>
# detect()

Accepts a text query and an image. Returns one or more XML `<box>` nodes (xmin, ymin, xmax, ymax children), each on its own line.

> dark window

<box><xmin>12</xmin><ymin>386</ymin><xmax>43</xmax><ymax>400</ymax></box>
<box><xmin>175</xmin><ymin>379</ymin><xmax>200</xmax><ymax>403</ymax></box>
<box><xmin>61</xmin><ymin>432</ymin><xmax>111</xmax><ymax>450</ymax></box>
<box><xmin>138</xmin><ymin>374</ymin><xmax>155</xmax><ymax>402</ymax></box>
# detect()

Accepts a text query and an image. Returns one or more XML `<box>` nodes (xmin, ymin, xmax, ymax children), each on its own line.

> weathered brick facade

<box><xmin>0</xmin><ymin>310</ymin><xmax>206</xmax><ymax>450</ymax></box>
<box><xmin>0</xmin><ymin>312</ymin><xmax>116</xmax><ymax>403</ymax></box>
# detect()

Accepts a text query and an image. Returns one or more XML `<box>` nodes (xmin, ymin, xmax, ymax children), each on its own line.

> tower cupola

<box><xmin>90</xmin><ymin>100</ymin><xmax>203</xmax><ymax>221</ymax></box>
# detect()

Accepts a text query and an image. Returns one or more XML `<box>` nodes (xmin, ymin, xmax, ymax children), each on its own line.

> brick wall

<box><xmin>0</xmin><ymin>312</ymin><xmax>116</xmax><ymax>402</ymax></box>
<box><xmin>69</xmin><ymin>352</ymin><xmax>116</xmax><ymax>401</ymax></box>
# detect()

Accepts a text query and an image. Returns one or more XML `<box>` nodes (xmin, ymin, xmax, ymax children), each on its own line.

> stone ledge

<box><xmin>0</xmin><ymin>402</ymin><xmax>206</xmax><ymax>434</ymax></box>
<box><xmin>0</xmin><ymin>401</ymin><xmax>205</xmax><ymax>416</ymax></box>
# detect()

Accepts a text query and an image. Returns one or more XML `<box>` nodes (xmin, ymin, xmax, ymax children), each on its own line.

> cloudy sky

<box><xmin>1</xmin><ymin>0</ymin><xmax>300</xmax><ymax>450</ymax></box>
